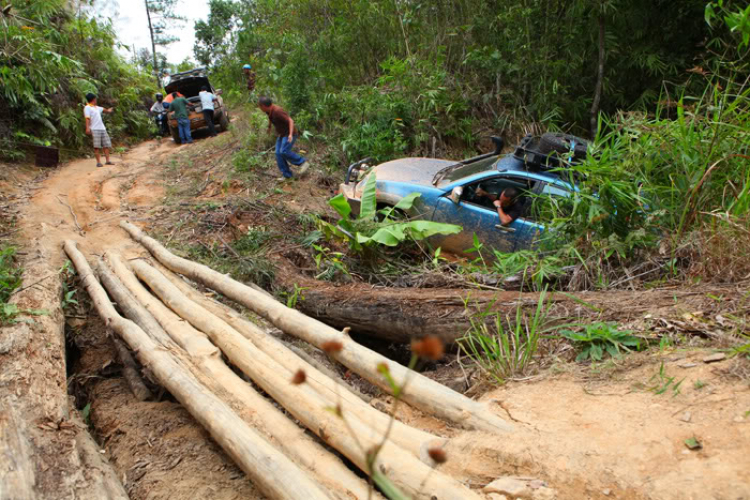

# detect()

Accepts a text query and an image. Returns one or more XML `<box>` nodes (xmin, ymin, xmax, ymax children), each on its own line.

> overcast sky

<box><xmin>98</xmin><ymin>0</ymin><xmax>210</xmax><ymax>65</ymax></box>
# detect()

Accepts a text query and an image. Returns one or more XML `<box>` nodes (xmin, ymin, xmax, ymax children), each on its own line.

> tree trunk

<box><xmin>144</xmin><ymin>0</ymin><xmax>160</xmax><ymax>87</ymax></box>
<box><xmin>287</xmin><ymin>278</ymin><xmax>726</xmax><ymax>344</ymax></box>
<box><xmin>63</xmin><ymin>240</ymin><xmax>332</xmax><ymax>500</ymax></box>
<box><xmin>146</xmin><ymin>259</ymin><xmax>435</xmax><ymax>452</ymax></box>
<box><xmin>590</xmin><ymin>3</ymin><xmax>605</xmax><ymax>138</ymax></box>
<box><xmin>0</xmin><ymin>240</ymin><xmax>128</xmax><ymax>500</ymax></box>
<box><xmin>121</xmin><ymin>220</ymin><xmax>513</xmax><ymax>434</ymax></box>
<box><xmin>0</xmin><ymin>405</ymin><xmax>36</xmax><ymax>500</ymax></box>
<box><xmin>127</xmin><ymin>259</ymin><xmax>479</xmax><ymax>499</ymax></box>
<box><xmin>103</xmin><ymin>253</ymin><xmax>372</xmax><ymax>499</ymax></box>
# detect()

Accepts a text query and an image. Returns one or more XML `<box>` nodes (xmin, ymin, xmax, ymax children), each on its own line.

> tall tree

<box><xmin>193</xmin><ymin>0</ymin><xmax>239</xmax><ymax>68</ymax></box>
<box><xmin>144</xmin><ymin>0</ymin><xmax>184</xmax><ymax>84</ymax></box>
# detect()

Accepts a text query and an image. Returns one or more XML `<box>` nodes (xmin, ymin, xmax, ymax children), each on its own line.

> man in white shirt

<box><xmin>199</xmin><ymin>86</ymin><xmax>217</xmax><ymax>137</ymax></box>
<box><xmin>84</xmin><ymin>93</ymin><xmax>115</xmax><ymax>168</ymax></box>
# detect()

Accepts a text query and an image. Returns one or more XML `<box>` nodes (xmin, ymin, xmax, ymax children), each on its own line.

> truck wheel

<box><xmin>170</xmin><ymin>124</ymin><xmax>181</xmax><ymax>144</ymax></box>
<box><xmin>218</xmin><ymin>111</ymin><xmax>230</xmax><ymax>132</ymax></box>
<box><xmin>538</xmin><ymin>133</ymin><xmax>587</xmax><ymax>160</ymax></box>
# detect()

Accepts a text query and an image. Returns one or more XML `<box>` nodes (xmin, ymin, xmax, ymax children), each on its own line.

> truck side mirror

<box><xmin>490</xmin><ymin>136</ymin><xmax>504</xmax><ymax>154</ymax></box>
<box><xmin>449</xmin><ymin>186</ymin><xmax>463</xmax><ymax>204</ymax></box>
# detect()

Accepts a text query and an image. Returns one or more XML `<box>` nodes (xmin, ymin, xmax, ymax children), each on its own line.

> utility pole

<box><xmin>144</xmin><ymin>0</ymin><xmax>160</xmax><ymax>87</ymax></box>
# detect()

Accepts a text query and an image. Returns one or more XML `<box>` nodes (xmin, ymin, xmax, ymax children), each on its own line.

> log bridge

<box><xmin>53</xmin><ymin>220</ymin><xmax>517</xmax><ymax>499</ymax></box>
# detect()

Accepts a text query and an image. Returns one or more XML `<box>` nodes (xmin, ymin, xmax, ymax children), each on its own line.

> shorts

<box><xmin>92</xmin><ymin>129</ymin><xmax>111</xmax><ymax>149</ymax></box>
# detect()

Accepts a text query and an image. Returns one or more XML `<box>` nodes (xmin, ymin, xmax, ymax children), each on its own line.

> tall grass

<box><xmin>459</xmin><ymin>289</ymin><xmax>549</xmax><ymax>383</ymax></box>
<box><xmin>530</xmin><ymin>78</ymin><xmax>750</xmax><ymax>288</ymax></box>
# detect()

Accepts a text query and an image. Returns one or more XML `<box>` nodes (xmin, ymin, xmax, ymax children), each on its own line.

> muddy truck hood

<box><xmin>372</xmin><ymin>158</ymin><xmax>455</xmax><ymax>186</ymax></box>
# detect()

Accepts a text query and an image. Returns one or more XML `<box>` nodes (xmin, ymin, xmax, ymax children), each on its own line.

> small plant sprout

<box><xmin>648</xmin><ymin>362</ymin><xmax>685</xmax><ymax>397</ymax></box>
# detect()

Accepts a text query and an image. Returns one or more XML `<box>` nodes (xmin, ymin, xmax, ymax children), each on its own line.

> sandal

<box><xmin>105</xmin><ymin>161</ymin><xmax>115</xmax><ymax>165</ymax></box>
<box><xmin>96</xmin><ymin>163</ymin><xmax>104</xmax><ymax>168</ymax></box>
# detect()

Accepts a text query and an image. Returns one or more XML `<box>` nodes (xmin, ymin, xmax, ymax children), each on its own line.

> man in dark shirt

<box><xmin>258</xmin><ymin>96</ymin><xmax>310</xmax><ymax>179</ymax></box>
<box><xmin>169</xmin><ymin>92</ymin><xmax>193</xmax><ymax>144</ymax></box>
<box><xmin>475</xmin><ymin>186</ymin><xmax>526</xmax><ymax>226</ymax></box>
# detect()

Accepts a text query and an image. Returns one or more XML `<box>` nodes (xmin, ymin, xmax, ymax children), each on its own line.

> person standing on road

<box><xmin>170</xmin><ymin>92</ymin><xmax>193</xmax><ymax>144</ymax></box>
<box><xmin>258</xmin><ymin>96</ymin><xmax>310</xmax><ymax>180</ymax></box>
<box><xmin>243</xmin><ymin>64</ymin><xmax>256</xmax><ymax>93</ymax></box>
<box><xmin>84</xmin><ymin>93</ymin><xmax>115</xmax><ymax>168</ymax></box>
<box><xmin>199</xmin><ymin>86</ymin><xmax>217</xmax><ymax>137</ymax></box>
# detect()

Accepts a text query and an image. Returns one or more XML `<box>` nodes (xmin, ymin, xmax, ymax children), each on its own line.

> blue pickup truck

<box><xmin>339</xmin><ymin>133</ymin><xmax>586</xmax><ymax>254</ymax></box>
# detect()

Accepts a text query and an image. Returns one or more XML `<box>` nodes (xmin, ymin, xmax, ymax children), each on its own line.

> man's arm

<box><xmin>104</xmin><ymin>107</ymin><xmax>114</xmax><ymax>113</ymax></box>
<box><xmin>493</xmin><ymin>200</ymin><xmax>513</xmax><ymax>226</ymax></box>
<box><xmin>84</xmin><ymin>115</ymin><xmax>91</xmax><ymax>135</ymax></box>
<box><xmin>476</xmin><ymin>187</ymin><xmax>496</xmax><ymax>201</ymax></box>
<box><xmin>287</xmin><ymin>116</ymin><xmax>294</xmax><ymax>140</ymax></box>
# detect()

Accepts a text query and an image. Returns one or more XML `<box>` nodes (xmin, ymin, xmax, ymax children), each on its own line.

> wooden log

<box><xmin>146</xmin><ymin>260</ymin><xmax>434</xmax><ymax>452</ymax></box>
<box><xmin>128</xmin><ymin>258</ymin><xmax>480</xmax><ymax>500</ymax></box>
<box><xmin>121</xmin><ymin>220</ymin><xmax>513</xmax><ymax>433</ymax></box>
<box><xmin>62</xmin><ymin>240</ymin><xmax>332</xmax><ymax>500</ymax></box>
<box><xmin>0</xmin><ymin>239</ymin><xmax>128</xmax><ymax>500</ymax></box>
<box><xmin>111</xmin><ymin>337</ymin><xmax>153</xmax><ymax>401</ymax></box>
<box><xmin>279</xmin><ymin>273</ymin><xmax>715</xmax><ymax>344</ymax></box>
<box><xmin>0</xmin><ymin>404</ymin><xmax>36</xmax><ymax>500</ymax></box>
<box><xmin>102</xmin><ymin>254</ymin><xmax>371</xmax><ymax>500</ymax></box>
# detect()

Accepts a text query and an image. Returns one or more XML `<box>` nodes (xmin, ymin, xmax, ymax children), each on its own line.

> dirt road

<box><xmin>23</xmin><ymin>139</ymin><xmax>173</xmax><ymax>266</ymax></box>
<box><xmin>10</xmin><ymin>136</ymin><xmax>750</xmax><ymax>499</ymax></box>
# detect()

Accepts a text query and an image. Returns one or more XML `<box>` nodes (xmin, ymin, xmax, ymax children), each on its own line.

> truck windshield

<box><xmin>436</xmin><ymin>156</ymin><xmax>499</xmax><ymax>185</ymax></box>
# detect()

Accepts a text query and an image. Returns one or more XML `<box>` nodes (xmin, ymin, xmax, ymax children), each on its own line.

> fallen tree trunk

<box><xmin>0</xmin><ymin>404</ymin><xmax>35</xmax><ymax>500</ymax></box>
<box><xmin>121</xmin><ymin>220</ymin><xmax>512</xmax><ymax>434</ymax></box>
<box><xmin>278</xmin><ymin>276</ymin><xmax>730</xmax><ymax>343</ymax></box>
<box><xmin>129</xmin><ymin>258</ymin><xmax>479</xmax><ymax>499</ymax></box>
<box><xmin>103</xmin><ymin>253</ymin><xmax>371</xmax><ymax>499</ymax></box>
<box><xmin>0</xmin><ymin>239</ymin><xmax>128</xmax><ymax>500</ymax></box>
<box><xmin>63</xmin><ymin>240</ymin><xmax>332</xmax><ymax>500</ymax></box>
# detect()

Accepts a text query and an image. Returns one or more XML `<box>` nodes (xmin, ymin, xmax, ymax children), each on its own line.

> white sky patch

<box><xmin>97</xmin><ymin>0</ymin><xmax>210</xmax><ymax>66</ymax></box>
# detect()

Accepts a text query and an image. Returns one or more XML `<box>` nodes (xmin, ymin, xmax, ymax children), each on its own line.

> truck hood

<box><xmin>372</xmin><ymin>158</ymin><xmax>455</xmax><ymax>186</ymax></box>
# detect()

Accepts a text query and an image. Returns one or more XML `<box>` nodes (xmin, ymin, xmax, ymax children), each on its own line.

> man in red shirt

<box><xmin>258</xmin><ymin>96</ymin><xmax>310</xmax><ymax>179</ymax></box>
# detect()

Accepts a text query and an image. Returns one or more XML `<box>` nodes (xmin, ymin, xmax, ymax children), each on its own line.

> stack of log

<box><xmin>60</xmin><ymin>220</ymin><xmax>514</xmax><ymax>499</ymax></box>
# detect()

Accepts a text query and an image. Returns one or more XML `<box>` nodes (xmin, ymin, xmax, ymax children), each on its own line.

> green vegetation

<box><xmin>459</xmin><ymin>291</ymin><xmax>549</xmax><ymax>383</ymax></box>
<box><xmin>1</xmin><ymin>0</ymin><xmax>156</xmax><ymax>160</ymax></box>
<box><xmin>559</xmin><ymin>322</ymin><xmax>642</xmax><ymax>362</ymax></box>
<box><xmin>200</xmin><ymin>0</ymin><xmax>724</xmax><ymax>151</ymax></box>
<box><xmin>0</xmin><ymin>246</ymin><xmax>23</xmax><ymax>323</ymax></box>
<box><xmin>321</xmin><ymin>173</ymin><xmax>462</xmax><ymax>257</ymax></box>
<box><xmin>648</xmin><ymin>362</ymin><xmax>685</xmax><ymax>396</ymax></box>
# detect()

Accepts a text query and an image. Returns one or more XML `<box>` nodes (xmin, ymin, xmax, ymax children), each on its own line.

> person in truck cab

<box><xmin>475</xmin><ymin>185</ymin><xmax>527</xmax><ymax>226</ymax></box>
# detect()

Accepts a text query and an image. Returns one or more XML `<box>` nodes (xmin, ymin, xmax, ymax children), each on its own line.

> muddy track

<box><xmin>11</xmin><ymin>139</ymin><xmax>263</xmax><ymax>499</ymax></box>
<box><xmin>5</xmin><ymin>135</ymin><xmax>750</xmax><ymax>500</ymax></box>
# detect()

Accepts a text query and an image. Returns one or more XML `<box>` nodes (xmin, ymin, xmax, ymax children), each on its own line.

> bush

<box><xmin>0</xmin><ymin>0</ymin><xmax>156</xmax><ymax>160</ymax></box>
